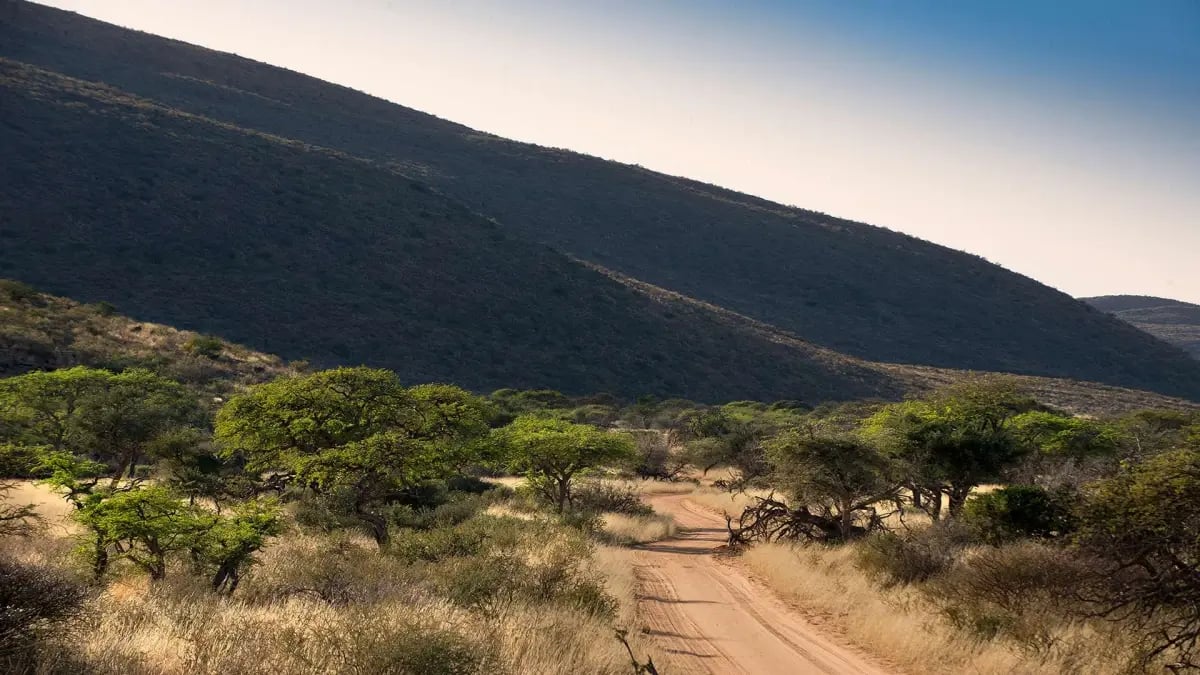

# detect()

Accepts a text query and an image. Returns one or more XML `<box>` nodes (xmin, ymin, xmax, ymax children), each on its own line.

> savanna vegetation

<box><xmin>0</xmin><ymin>364</ymin><xmax>683</xmax><ymax>674</ymax></box>
<box><xmin>2</xmin><ymin>306</ymin><xmax>1199</xmax><ymax>674</ymax></box>
<box><xmin>674</xmin><ymin>379</ymin><xmax>1200</xmax><ymax>673</ymax></box>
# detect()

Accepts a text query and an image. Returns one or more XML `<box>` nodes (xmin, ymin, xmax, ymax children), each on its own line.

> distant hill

<box><xmin>3</xmin><ymin>1</ymin><xmax>1200</xmax><ymax>402</ymax></box>
<box><xmin>1084</xmin><ymin>296</ymin><xmax>1200</xmax><ymax>359</ymax></box>
<box><xmin>2</xmin><ymin>281</ymin><xmax>1194</xmax><ymax>418</ymax></box>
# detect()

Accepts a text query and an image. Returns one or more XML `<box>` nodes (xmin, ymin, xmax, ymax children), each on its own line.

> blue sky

<box><xmin>44</xmin><ymin>0</ymin><xmax>1200</xmax><ymax>302</ymax></box>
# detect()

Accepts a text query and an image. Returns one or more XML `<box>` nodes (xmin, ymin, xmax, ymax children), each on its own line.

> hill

<box><xmin>2</xmin><ymin>1</ymin><xmax>1200</xmax><ymax>402</ymax></box>
<box><xmin>1084</xmin><ymin>296</ymin><xmax>1200</xmax><ymax>359</ymax></box>
<box><xmin>0</xmin><ymin>279</ymin><xmax>291</xmax><ymax>394</ymax></box>
<box><xmin>0</xmin><ymin>60</ymin><xmax>908</xmax><ymax>403</ymax></box>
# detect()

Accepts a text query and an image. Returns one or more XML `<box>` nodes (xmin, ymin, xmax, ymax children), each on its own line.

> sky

<box><xmin>42</xmin><ymin>0</ymin><xmax>1200</xmax><ymax>303</ymax></box>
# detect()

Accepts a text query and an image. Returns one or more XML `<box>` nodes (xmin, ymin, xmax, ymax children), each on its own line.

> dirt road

<box><xmin>634</xmin><ymin>494</ymin><xmax>891</xmax><ymax>675</ymax></box>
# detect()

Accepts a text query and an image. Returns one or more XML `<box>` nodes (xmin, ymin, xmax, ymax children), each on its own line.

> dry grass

<box><xmin>743</xmin><ymin>542</ymin><xmax>1130</xmax><ymax>675</ymax></box>
<box><xmin>600</xmin><ymin>513</ymin><xmax>677</xmax><ymax>545</ymax></box>
<box><xmin>0</xmin><ymin>480</ymin><xmax>77</xmax><ymax>536</ymax></box>
<box><xmin>7</xmin><ymin>504</ymin><xmax>658</xmax><ymax>675</ymax></box>
<box><xmin>685</xmin><ymin>486</ymin><xmax>769</xmax><ymax>517</ymax></box>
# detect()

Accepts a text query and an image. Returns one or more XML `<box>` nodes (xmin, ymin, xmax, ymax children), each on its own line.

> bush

<box><xmin>0</xmin><ymin>553</ymin><xmax>89</xmax><ymax>670</ymax></box>
<box><xmin>857</xmin><ymin>521</ymin><xmax>975</xmax><ymax>586</ymax></box>
<box><xmin>184</xmin><ymin>335</ymin><xmax>224</xmax><ymax>359</ymax></box>
<box><xmin>391</xmin><ymin>495</ymin><xmax>492</xmax><ymax>532</ymax></box>
<box><xmin>927</xmin><ymin>542</ymin><xmax>1091</xmax><ymax>651</ymax></box>
<box><xmin>0</xmin><ymin>279</ymin><xmax>39</xmax><ymax>304</ymax></box>
<box><xmin>962</xmin><ymin>485</ymin><xmax>1077</xmax><ymax>544</ymax></box>
<box><xmin>0</xmin><ymin>444</ymin><xmax>47</xmax><ymax>478</ymax></box>
<box><xmin>572</xmin><ymin>481</ymin><xmax>652</xmax><ymax>516</ymax></box>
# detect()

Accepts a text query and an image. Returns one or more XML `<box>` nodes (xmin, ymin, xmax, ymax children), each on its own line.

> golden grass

<box><xmin>600</xmin><ymin>512</ymin><xmax>677</xmax><ymax>545</ymax></box>
<box><xmin>8</xmin><ymin>504</ymin><xmax>659</xmax><ymax>675</ymax></box>
<box><xmin>1</xmin><ymin>479</ymin><xmax>77</xmax><ymax>536</ymax></box>
<box><xmin>742</xmin><ymin>542</ymin><xmax>1130</xmax><ymax>675</ymax></box>
<box><xmin>684</xmin><ymin>486</ymin><xmax>768</xmax><ymax>517</ymax></box>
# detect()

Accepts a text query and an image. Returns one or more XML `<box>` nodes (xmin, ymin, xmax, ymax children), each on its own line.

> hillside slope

<box><xmin>1084</xmin><ymin>296</ymin><xmax>1200</xmax><ymax>359</ymax></box>
<box><xmin>2</xmin><ymin>1</ymin><xmax>1200</xmax><ymax>400</ymax></box>
<box><xmin>0</xmin><ymin>59</ymin><xmax>908</xmax><ymax>403</ymax></box>
<box><xmin>0</xmin><ymin>279</ymin><xmax>291</xmax><ymax>394</ymax></box>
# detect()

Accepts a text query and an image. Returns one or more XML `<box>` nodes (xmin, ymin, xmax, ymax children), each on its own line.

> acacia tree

<box><xmin>1075</xmin><ymin>446</ymin><xmax>1200</xmax><ymax>669</ymax></box>
<box><xmin>191</xmin><ymin>499</ymin><xmax>283</xmax><ymax>594</ymax></box>
<box><xmin>496</xmin><ymin>416</ymin><xmax>636</xmax><ymax>513</ymax></box>
<box><xmin>0</xmin><ymin>367</ymin><xmax>202</xmax><ymax>481</ymax></box>
<box><xmin>214</xmin><ymin>367</ymin><xmax>490</xmax><ymax>547</ymax></box>
<box><xmin>681</xmin><ymin>408</ymin><xmax>774</xmax><ymax>487</ymax></box>
<box><xmin>762</xmin><ymin>428</ymin><xmax>901</xmax><ymax>541</ymax></box>
<box><xmin>865</xmin><ymin>380</ymin><xmax>1032</xmax><ymax>518</ymax></box>
<box><xmin>74</xmin><ymin>485</ymin><xmax>204</xmax><ymax>581</ymax></box>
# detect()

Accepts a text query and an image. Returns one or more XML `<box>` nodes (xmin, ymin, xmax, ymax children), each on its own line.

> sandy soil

<box><xmin>634</xmin><ymin>494</ymin><xmax>892</xmax><ymax>675</ymax></box>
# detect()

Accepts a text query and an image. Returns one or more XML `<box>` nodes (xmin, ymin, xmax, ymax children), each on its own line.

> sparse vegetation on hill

<box><xmin>1085</xmin><ymin>295</ymin><xmax>1200</xmax><ymax>359</ymax></box>
<box><xmin>3</xmin><ymin>1</ymin><xmax>1200</xmax><ymax>401</ymax></box>
<box><xmin>0</xmin><ymin>280</ymin><xmax>290</xmax><ymax>393</ymax></box>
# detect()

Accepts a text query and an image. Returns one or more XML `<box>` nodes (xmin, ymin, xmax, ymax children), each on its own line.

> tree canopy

<box><xmin>496</xmin><ymin>416</ymin><xmax>636</xmax><ymax>513</ymax></box>
<box><xmin>214</xmin><ymin>367</ymin><xmax>490</xmax><ymax>546</ymax></box>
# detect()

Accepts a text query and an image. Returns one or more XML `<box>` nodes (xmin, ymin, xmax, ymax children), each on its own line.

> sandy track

<box><xmin>633</xmin><ymin>494</ymin><xmax>891</xmax><ymax>675</ymax></box>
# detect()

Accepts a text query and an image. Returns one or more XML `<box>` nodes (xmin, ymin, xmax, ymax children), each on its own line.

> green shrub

<box><xmin>393</xmin><ymin>522</ymin><xmax>490</xmax><ymax>564</ymax></box>
<box><xmin>367</xmin><ymin>625</ymin><xmax>492</xmax><ymax>675</ymax></box>
<box><xmin>0</xmin><ymin>279</ymin><xmax>40</xmax><ymax>304</ymax></box>
<box><xmin>857</xmin><ymin>521</ymin><xmax>975</xmax><ymax>586</ymax></box>
<box><xmin>572</xmin><ymin>481</ymin><xmax>652</xmax><ymax>516</ymax></box>
<box><xmin>0</xmin><ymin>444</ymin><xmax>48</xmax><ymax>478</ymax></box>
<box><xmin>184</xmin><ymin>335</ymin><xmax>224</xmax><ymax>359</ymax></box>
<box><xmin>962</xmin><ymin>485</ymin><xmax>1077</xmax><ymax>544</ymax></box>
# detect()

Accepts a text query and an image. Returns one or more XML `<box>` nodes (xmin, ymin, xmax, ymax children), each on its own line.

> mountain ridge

<box><xmin>1084</xmin><ymin>295</ymin><xmax>1200</xmax><ymax>359</ymax></box>
<box><xmin>3</xmin><ymin>1</ymin><xmax>1200</xmax><ymax>401</ymax></box>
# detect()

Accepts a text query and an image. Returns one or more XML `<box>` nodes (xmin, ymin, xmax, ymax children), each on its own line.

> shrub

<box><xmin>927</xmin><ymin>542</ymin><xmax>1091</xmax><ymax>651</ymax></box>
<box><xmin>391</xmin><ymin>495</ymin><xmax>491</xmax><ymax>532</ymax></box>
<box><xmin>572</xmin><ymin>481</ymin><xmax>652</xmax><ymax>516</ymax></box>
<box><xmin>0</xmin><ymin>279</ymin><xmax>39</xmax><ymax>304</ymax></box>
<box><xmin>0</xmin><ymin>553</ymin><xmax>89</xmax><ymax>670</ymax></box>
<box><xmin>393</xmin><ymin>521</ymin><xmax>491</xmax><ymax>564</ymax></box>
<box><xmin>242</xmin><ymin>534</ymin><xmax>416</xmax><ymax>605</ymax></box>
<box><xmin>184</xmin><ymin>334</ymin><xmax>224</xmax><ymax>359</ymax></box>
<box><xmin>857</xmin><ymin>521</ymin><xmax>975</xmax><ymax>586</ymax></box>
<box><xmin>0</xmin><ymin>444</ymin><xmax>47</xmax><ymax>478</ymax></box>
<box><xmin>962</xmin><ymin>485</ymin><xmax>1076</xmax><ymax>544</ymax></box>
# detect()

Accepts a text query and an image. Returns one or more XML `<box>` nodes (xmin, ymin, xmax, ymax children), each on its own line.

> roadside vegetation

<box><xmin>2</xmin><ymin>328</ymin><xmax>1199</xmax><ymax>673</ymax></box>
<box><xmin>676</xmin><ymin>380</ymin><xmax>1200</xmax><ymax>673</ymax></box>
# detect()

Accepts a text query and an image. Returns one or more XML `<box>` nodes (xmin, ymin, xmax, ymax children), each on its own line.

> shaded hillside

<box><xmin>0</xmin><ymin>59</ymin><xmax>911</xmax><ymax>403</ymax></box>
<box><xmin>0</xmin><ymin>279</ymin><xmax>291</xmax><ymax>394</ymax></box>
<box><xmin>3</xmin><ymin>2</ymin><xmax>1198</xmax><ymax>400</ymax></box>
<box><xmin>1084</xmin><ymin>296</ymin><xmax>1200</xmax><ymax>359</ymax></box>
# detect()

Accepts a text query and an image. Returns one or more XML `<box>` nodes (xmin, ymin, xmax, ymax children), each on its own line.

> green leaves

<box><xmin>494</xmin><ymin>416</ymin><xmax>636</xmax><ymax>512</ymax></box>
<box><xmin>213</xmin><ymin>368</ymin><xmax>491</xmax><ymax>546</ymax></box>
<box><xmin>0</xmin><ymin>366</ymin><xmax>202</xmax><ymax>477</ymax></box>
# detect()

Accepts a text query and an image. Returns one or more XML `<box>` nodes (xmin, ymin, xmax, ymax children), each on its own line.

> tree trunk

<box><xmin>947</xmin><ymin>486</ymin><xmax>971</xmax><ymax>518</ymax></box>
<box><xmin>556</xmin><ymin>477</ymin><xmax>571</xmax><ymax>514</ymax></box>
<box><xmin>357</xmin><ymin>509</ymin><xmax>390</xmax><ymax>549</ymax></box>
<box><xmin>92</xmin><ymin>535</ymin><xmax>109</xmax><ymax>579</ymax></box>
<box><xmin>838</xmin><ymin>497</ymin><xmax>854</xmax><ymax>541</ymax></box>
<box><xmin>910</xmin><ymin>485</ymin><xmax>923</xmax><ymax>509</ymax></box>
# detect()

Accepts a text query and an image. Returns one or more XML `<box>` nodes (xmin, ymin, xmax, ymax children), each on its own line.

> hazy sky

<box><xmin>43</xmin><ymin>0</ymin><xmax>1200</xmax><ymax>302</ymax></box>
